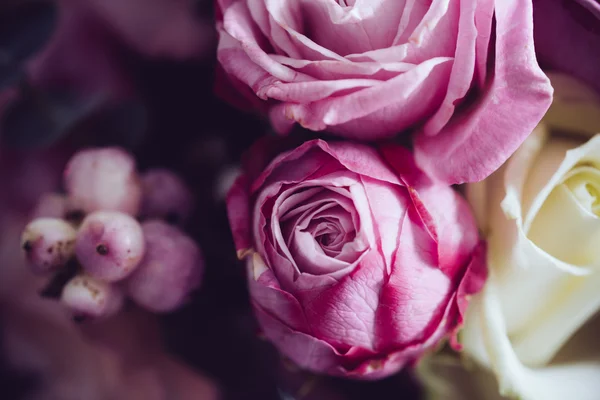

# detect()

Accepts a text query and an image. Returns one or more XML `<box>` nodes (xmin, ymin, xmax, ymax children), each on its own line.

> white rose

<box><xmin>418</xmin><ymin>73</ymin><xmax>600</xmax><ymax>400</ymax></box>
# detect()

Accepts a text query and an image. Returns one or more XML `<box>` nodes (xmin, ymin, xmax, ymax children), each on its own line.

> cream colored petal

<box><xmin>476</xmin><ymin>283</ymin><xmax>533</xmax><ymax>398</ymax></box>
<box><xmin>510</xmin><ymin>180</ymin><xmax>600</xmax><ymax>366</ymax></box>
<box><xmin>510</xmin><ymin>267</ymin><xmax>600</xmax><ymax>367</ymax></box>
<box><xmin>462</xmin><ymin>283</ymin><xmax>600</xmax><ymax>400</ymax></box>
<box><xmin>500</xmin><ymin>125</ymin><xmax>549</xmax><ymax>227</ymax></box>
<box><xmin>493</xmin><ymin>184</ymin><xmax>595</xmax><ymax>335</ymax></box>
<box><xmin>490</xmin><ymin>134</ymin><xmax>589</xmax><ymax>330</ymax></box>
<box><xmin>490</xmin><ymin>135</ymin><xmax>600</xmax><ymax>335</ymax></box>
<box><xmin>522</xmin><ymin>363</ymin><xmax>600</xmax><ymax>400</ymax></box>
<box><xmin>419</xmin><ymin>351</ymin><xmax>600</xmax><ymax>400</ymax></box>
<box><xmin>527</xmin><ymin>185</ymin><xmax>600</xmax><ymax>267</ymax></box>
<box><xmin>461</xmin><ymin>291</ymin><xmax>491</xmax><ymax>366</ymax></box>
<box><xmin>520</xmin><ymin>137</ymin><xmax>581</xmax><ymax>221</ymax></box>
<box><xmin>562</xmin><ymin>166</ymin><xmax>600</xmax><ymax>216</ymax></box>
<box><xmin>465</xmin><ymin>179</ymin><xmax>489</xmax><ymax>234</ymax></box>
<box><xmin>522</xmin><ymin>135</ymin><xmax>600</xmax><ymax>232</ymax></box>
<box><xmin>487</xmin><ymin>125</ymin><xmax>548</xmax><ymax>274</ymax></box>
<box><xmin>452</xmin><ymin>76</ymin><xmax>600</xmax><ymax>400</ymax></box>
<box><xmin>499</xmin><ymin>134</ymin><xmax>595</xmax><ymax>275</ymax></box>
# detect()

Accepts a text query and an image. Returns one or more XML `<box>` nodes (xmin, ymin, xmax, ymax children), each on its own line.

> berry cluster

<box><xmin>21</xmin><ymin>147</ymin><xmax>203</xmax><ymax>320</ymax></box>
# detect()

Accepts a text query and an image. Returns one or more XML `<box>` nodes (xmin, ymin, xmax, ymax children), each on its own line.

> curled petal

<box><xmin>414</xmin><ymin>0</ymin><xmax>553</xmax><ymax>184</ymax></box>
<box><xmin>461</xmin><ymin>284</ymin><xmax>600</xmax><ymax>400</ymax></box>
<box><xmin>277</xmin><ymin>58</ymin><xmax>453</xmax><ymax>138</ymax></box>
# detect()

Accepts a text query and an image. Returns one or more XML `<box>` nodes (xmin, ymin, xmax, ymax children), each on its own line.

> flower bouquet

<box><xmin>1</xmin><ymin>1</ymin><xmax>599</xmax><ymax>400</ymax></box>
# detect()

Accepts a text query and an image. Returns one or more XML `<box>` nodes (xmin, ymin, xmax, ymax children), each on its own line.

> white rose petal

<box><xmin>424</xmin><ymin>74</ymin><xmax>600</xmax><ymax>400</ymax></box>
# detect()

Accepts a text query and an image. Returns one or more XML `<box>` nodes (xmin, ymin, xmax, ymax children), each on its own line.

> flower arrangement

<box><xmin>0</xmin><ymin>1</ymin><xmax>598</xmax><ymax>400</ymax></box>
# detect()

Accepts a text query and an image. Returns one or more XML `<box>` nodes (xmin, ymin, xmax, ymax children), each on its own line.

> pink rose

<box><xmin>226</xmin><ymin>139</ymin><xmax>486</xmax><ymax>379</ymax></box>
<box><xmin>216</xmin><ymin>0</ymin><xmax>553</xmax><ymax>183</ymax></box>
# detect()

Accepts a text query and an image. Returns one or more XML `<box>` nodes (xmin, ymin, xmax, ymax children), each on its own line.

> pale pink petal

<box><xmin>253</xmin><ymin>140</ymin><xmax>400</xmax><ymax>193</ymax></box>
<box><xmin>423</xmin><ymin>0</ymin><xmax>490</xmax><ymax>135</ymax></box>
<box><xmin>259</xmin><ymin>78</ymin><xmax>380</xmax><ymax>103</ymax></box>
<box><xmin>474</xmin><ymin>0</ymin><xmax>494</xmax><ymax>87</ymax></box>
<box><xmin>220</xmin><ymin>2</ymin><xmax>314</xmax><ymax>84</ymax></box>
<box><xmin>277</xmin><ymin>57</ymin><xmax>453</xmax><ymax>138</ymax></box>
<box><xmin>391</xmin><ymin>0</ymin><xmax>434</xmax><ymax>45</ymax></box>
<box><xmin>253</xmin><ymin>305</ymin><xmax>343</xmax><ymax>373</ymax></box>
<box><xmin>289</xmin><ymin>0</ymin><xmax>404</xmax><ymax>56</ymax></box>
<box><xmin>246</xmin><ymin>0</ymin><xmax>301</xmax><ymax>58</ymax></box>
<box><xmin>375</xmin><ymin>212</ymin><xmax>452</xmax><ymax>347</ymax></box>
<box><xmin>216</xmin><ymin>33</ymin><xmax>281</xmax><ymax>99</ymax></box>
<box><xmin>380</xmin><ymin>144</ymin><xmax>480</xmax><ymax>276</ymax></box>
<box><xmin>299</xmin><ymin>250</ymin><xmax>386</xmax><ymax>351</ymax></box>
<box><xmin>414</xmin><ymin>0</ymin><xmax>553</xmax><ymax>184</ymax></box>
<box><xmin>450</xmin><ymin>241</ymin><xmax>487</xmax><ymax>349</ymax></box>
<box><xmin>350</xmin><ymin>0</ymin><xmax>459</xmax><ymax>64</ymax></box>
<box><xmin>270</xmin><ymin>55</ymin><xmax>413</xmax><ymax>80</ymax></box>
<box><xmin>250</xmin><ymin>257</ymin><xmax>311</xmax><ymax>333</ymax></box>
<box><xmin>359</xmin><ymin>176</ymin><xmax>409</xmax><ymax>268</ymax></box>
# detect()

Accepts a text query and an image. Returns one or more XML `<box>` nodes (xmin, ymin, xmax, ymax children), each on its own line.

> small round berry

<box><xmin>126</xmin><ymin>220</ymin><xmax>203</xmax><ymax>313</ymax></box>
<box><xmin>61</xmin><ymin>274</ymin><xmax>124</xmax><ymax>319</ymax></box>
<box><xmin>64</xmin><ymin>147</ymin><xmax>142</xmax><ymax>215</ymax></box>
<box><xmin>21</xmin><ymin>218</ymin><xmax>77</xmax><ymax>274</ymax></box>
<box><xmin>140</xmin><ymin>169</ymin><xmax>193</xmax><ymax>225</ymax></box>
<box><xmin>75</xmin><ymin>211</ymin><xmax>145</xmax><ymax>281</ymax></box>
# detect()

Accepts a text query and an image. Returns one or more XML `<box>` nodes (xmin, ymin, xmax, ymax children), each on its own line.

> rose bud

<box><xmin>420</xmin><ymin>74</ymin><xmax>600</xmax><ymax>400</ymax></box>
<box><xmin>75</xmin><ymin>211</ymin><xmax>145</xmax><ymax>282</ymax></box>
<box><xmin>64</xmin><ymin>147</ymin><xmax>142</xmax><ymax>215</ymax></box>
<box><xmin>215</xmin><ymin>0</ymin><xmax>553</xmax><ymax>184</ymax></box>
<box><xmin>226</xmin><ymin>139</ymin><xmax>486</xmax><ymax>379</ymax></box>
<box><xmin>140</xmin><ymin>169</ymin><xmax>193</xmax><ymax>225</ymax></box>
<box><xmin>21</xmin><ymin>218</ymin><xmax>77</xmax><ymax>274</ymax></box>
<box><xmin>61</xmin><ymin>274</ymin><xmax>124</xmax><ymax>319</ymax></box>
<box><xmin>126</xmin><ymin>220</ymin><xmax>203</xmax><ymax>313</ymax></box>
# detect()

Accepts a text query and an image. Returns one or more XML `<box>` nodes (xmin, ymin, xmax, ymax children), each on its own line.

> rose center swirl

<box><xmin>276</xmin><ymin>186</ymin><xmax>365</xmax><ymax>276</ymax></box>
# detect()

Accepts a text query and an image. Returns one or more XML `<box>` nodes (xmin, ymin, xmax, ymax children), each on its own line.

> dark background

<box><xmin>0</xmin><ymin>1</ymin><xmax>421</xmax><ymax>399</ymax></box>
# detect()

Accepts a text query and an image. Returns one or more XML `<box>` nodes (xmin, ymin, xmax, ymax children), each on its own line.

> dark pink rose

<box><xmin>216</xmin><ymin>0</ymin><xmax>553</xmax><ymax>183</ymax></box>
<box><xmin>226</xmin><ymin>139</ymin><xmax>487</xmax><ymax>379</ymax></box>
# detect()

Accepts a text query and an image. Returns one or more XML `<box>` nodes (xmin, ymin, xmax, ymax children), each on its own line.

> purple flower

<box><xmin>226</xmin><ymin>138</ymin><xmax>487</xmax><ymax>379</ymax></box>
<box><xmin>216</xmin><ymin>0</ymin><xmax>553</xmax><ymax>183</ymax></box>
